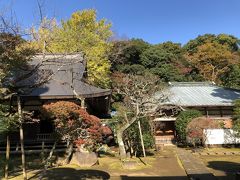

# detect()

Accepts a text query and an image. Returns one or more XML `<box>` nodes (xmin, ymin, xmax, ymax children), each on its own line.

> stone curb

<box><xmin>194</xmin><ymin>151</ymin><xmax>240</xmax><ymax>156</ymax></box>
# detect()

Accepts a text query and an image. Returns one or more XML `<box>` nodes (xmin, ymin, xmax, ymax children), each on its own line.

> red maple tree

<box><xmin>42</xmin><ymin>101</ymin><xmax>111</xmax><ymax>151</ymax></box>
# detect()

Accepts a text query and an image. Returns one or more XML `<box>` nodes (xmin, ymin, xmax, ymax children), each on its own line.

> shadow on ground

<box><xmin>29</xmin><ymin>167</ymin><xmax>190</xmax><ymax>180</ymax></box>
<box><xmin>207</xmin><ymin>161</ymin><xmax>240</xmax><ymax>180</ymax></box>
<box><xmin>120</xmin><ymin>175</ymin><xmax>188</xmax><ymax>180</ymax></box>
<box><xmin>31</xmin><ymin>168</ymin><xmax>110</xmax><ymax>180</ymax></box>
<box><xmin>29</xmin><ymin>168</ymin><xmax>208</xmax><ymax>180</ymax></box>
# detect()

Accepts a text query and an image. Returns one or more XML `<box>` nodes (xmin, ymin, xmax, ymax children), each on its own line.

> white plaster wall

<box><xmin>204</xmin><ymin>129</ymin><xmax>240</xmax><ymax>145</ymax></box>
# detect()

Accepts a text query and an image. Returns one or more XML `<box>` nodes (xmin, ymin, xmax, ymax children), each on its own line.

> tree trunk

<box><xmin>127</xmin><ymin>138</ymin><xmax>133</xmax><ymax>157</ymax></box>
<box><xmin>116</xmin><ymin>114</ymin><xmax>139</xmax><ymax>159</ymax></box>
<box><xmin>39</xmin><ymin>141</ymin><xmax>57</xmax><ymax>179</ymax></box>
<box><xmin>117</xmin><ymin>131</ymin><xmax>127</xmax><ymax>159</ymax></box>
<box><xmin>45</xmin><ymin>141</ymin><xmax>56</xmax><ymax>168</ymax></box>
<box><xmin>5</xmin><ymin>135</ymin><xmax>10</xmax><ymax>179</ymax></box>
<box><xmin>138</xmin><ymin>120</ymin><xmax>146</xmax><ymax>157</ymax></box>
<box><xmin>17</xmin><ymin>96</ymin><xmax>27</xmax><ymax>180</ymax></box>
<box><xmin>65</xmin><ymin>142</ymin><xmax>73</xmax><ymax>164</ymax></box>
<box><xmin>19</xmin><ymin>125</ymin><xmax>27</xmax><ymax>180</ymax></box>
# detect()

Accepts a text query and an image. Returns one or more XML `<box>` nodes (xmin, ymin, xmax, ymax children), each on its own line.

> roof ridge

<box><xmin>32</xmin><ymin>53</ymin><xmax>84</xmax><ymax>61</ymax></box>
<box><xmin>169</xmin><ymin>81</ymin><xmax>215</xmax><ymax>87</ymax></box>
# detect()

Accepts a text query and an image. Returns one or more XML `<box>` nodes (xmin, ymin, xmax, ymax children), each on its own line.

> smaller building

<box><xmin>154</xmin><ymin>82</ymin><xmax>240</xmax><ymax>145</ymax></box>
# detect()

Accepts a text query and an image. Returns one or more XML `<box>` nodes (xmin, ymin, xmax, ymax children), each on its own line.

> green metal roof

<box><xmin>162</xmin><ymin>82</ymin><xmax>240</xmax><ymax>107</ymax></box>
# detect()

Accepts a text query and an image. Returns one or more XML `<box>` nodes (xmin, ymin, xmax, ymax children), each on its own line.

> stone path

<box><xmin>177</xmin><ymin>148</ymin><xmax>217</xmax><ymax>180</ymax></box>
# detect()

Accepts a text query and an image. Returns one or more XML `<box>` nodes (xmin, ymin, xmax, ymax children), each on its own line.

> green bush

<box><xmin>233</xmin><ymin>99</ymin><xmax>240</xmax><ymax>120</ymax></box>
<box><xmin>175</xmin><ymin>110</ymin><xmax>202</xmax><ymax>143</ymax></box>
<box><xmin>143</xmin><ymin>133</ymin><xmax>155</xmax><ymax>148</ymax></box>
<box><xmin>233</xmin><ymin>99</ymin><xmax>240</xmax><ymax>137</ymax></box>
<box><xmin>124</xmin><ymin>117</ymin><xmax>154</xmax><ymax>156</ymax></box>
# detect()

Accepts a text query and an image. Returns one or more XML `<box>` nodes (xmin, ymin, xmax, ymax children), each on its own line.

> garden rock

<box><xmin>71</xmin><ymin>151</ymin><xmax>98</xmax><ymax>167</ymax></box>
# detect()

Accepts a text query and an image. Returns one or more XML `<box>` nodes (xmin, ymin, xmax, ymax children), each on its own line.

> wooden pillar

<box><xmin>81</xmin><ymin>98</ymin><xmax>85</xmax><ymax>109</ymax></box>
<box><xmin>149</xmin><ymin>115</ymin><xmax>155</xmax><ymax>136</ymax></box>
<box><xmin>107</xmin><ymin>95</ymin><xmax>111</xmax><ymax>115</ymax></box>
<box><xmin>220</xmin><ymin>107</ymin><xmax>223</xmax><ymax>117</ymax></box>
<box><xmin>204</xmin><ymin>107</ymin><xmax>208</xmax><ymax>117</ymax></box>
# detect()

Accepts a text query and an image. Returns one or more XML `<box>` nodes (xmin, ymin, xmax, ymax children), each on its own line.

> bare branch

<box><xmin>36</xmin><ymin>0</ymin><xmax>44</xmax><ymax>23</ymax></box>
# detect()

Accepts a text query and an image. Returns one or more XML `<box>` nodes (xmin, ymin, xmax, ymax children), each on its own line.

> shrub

<box><xmin>233</xmin><ymin>120</ymin><xmax>240</xmax><ymax>137</ymax></box>
<box><xmin>143</xmin><ymin>133</ymin><xmax>155</xmax><ymax>149</ymax></box>
<box><xmin>42</xmin><ymin>101</ymin><xmax>112</xmax><ymax>151</ymax></box>
<box><xmin>175</xmin><ymin>109</ymin><xmax>202</xmax><ymax>143</ymax></box>
<box><xmin>233</xmin><ymin>99</ymin><xmax>240</xmax><ymax>137</ymax></box>
<box><xmin>187</xmin><ymin>117</ymin><xmax>220</xmax><ymax>146</ymax></box>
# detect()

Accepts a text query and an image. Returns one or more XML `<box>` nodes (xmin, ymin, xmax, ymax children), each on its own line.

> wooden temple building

<box><xmin>153</xmin><ymin>82</ymin><xmax>240</xmax><ymax>145</ymax></box>
<box><xmin>6</xmin><ymin>53</ymin><xmax>111</xmax><ymax>142</ymax></box>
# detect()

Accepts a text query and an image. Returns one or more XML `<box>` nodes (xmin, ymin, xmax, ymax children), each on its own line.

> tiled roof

<box><xmin>16</xmin><ymin>53</ymin><xmax>111</xmax><ymax>98</ymax></box>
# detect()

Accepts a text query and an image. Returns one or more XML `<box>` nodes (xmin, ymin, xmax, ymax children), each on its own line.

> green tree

<box><xmin>117</xmin><ymin>64</ymin><xmax>146</xmax><ymax>75</ymax></box>
<box><xmin>215</xmin><ymin>34</ymin><xmax>239</xmax><ymax>51</ymax></box>
<box><xmin>184</xmin><ymin>34</ymin><xmax>216</xmax><ymax>54</ymax></box>
<box><xmin>0</xmin><ymin>33</ymin><xmax>35</xmax><ymax>95</ymax></box>
<box><xmin>183</xmin><ymin>34</ymin><xmax>240</xmax><ymax>83</ymax></box>
<box><xmin>156</xmin><ymin>41</ymin><xmax>184</xmax><ymax>60</ymax></box>
<box><xmin>233</xmin><ymin>100</ymin><xmax>240</xmax><ymax>136</ymax></box>
<box><xmin>0</xmin><ymin>104</ymin><xmax>18</xmax><ymax>179</ymax></box>
<box><xmin>0</xmin><ymin>104</ymin><xmax>18</xmax><ymax>137</ymax></box>
<box><xmin>221</xmin><ymin>64</ymin><xmax>240</xmax><ymax>89</ymax></box>
<box><xmin>175</xmin><ymin>110</ymin><xmax>202</xmax><ymax>144</ymax></box>
<box><xmin>109</xmin><ymin>39</ymin><xmax>149</xmax><ymax>71</ymax></box>
<box><xmin>139</xmin><ymin>45</ymin><xmax>174</xmax><ymax>68</ymax></box>
<box><xmin>185</xmin><ymin>41</ymin><xmax>236</xmax><ymax>83</ymax></box>
<box><xmin>139</xmin><ymin>43</ymin><xmax>189</xmax><ymax>82</ymax></box>
<box><xmin>0</xmin><ymin>31</ymin><xmax>36</xmax><ymax>180</ymax></box>
<box><xmin>184</xmin><ymin>34</ymin><xmax>239</xmax><ymax>54</ymax></box>
<box><xmin>150</xmin><ymin>64</ymin><xmax>185</xmax><ymax>82</ymax></box>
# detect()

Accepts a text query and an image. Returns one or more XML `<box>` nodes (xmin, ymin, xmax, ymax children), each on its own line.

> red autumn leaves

<box><xmin>42</xmin><ymin>101</ymin><xmax>112</xmax><ymax>150</ymax></box>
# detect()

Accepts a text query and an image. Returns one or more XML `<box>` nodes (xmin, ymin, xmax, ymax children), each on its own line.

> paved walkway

<box><xmin>177</xmin><ymin>148</ymin><xmax>217</xmax><ymax>180</ymax></box>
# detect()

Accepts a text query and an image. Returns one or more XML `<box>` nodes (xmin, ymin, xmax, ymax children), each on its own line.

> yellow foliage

<box><xmin>29</xmin><ymin>10</ymin><xmax>112</xmax><ymax>87</ymax></box>
<box><xmin>185</xmin><ymin>42</ymin><xmax>236</xmax><ymax>83</ymax></box>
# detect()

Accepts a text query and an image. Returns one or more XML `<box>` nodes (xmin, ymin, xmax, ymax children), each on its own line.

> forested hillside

<box><xmin>108</xmin><ymin>34</ymin><xmax>240</xmax><ymax>89</ymax></box>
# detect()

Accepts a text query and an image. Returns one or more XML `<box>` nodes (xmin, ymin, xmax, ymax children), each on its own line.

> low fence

<box><xmin>0</xmin><ymin>141</ymin><xmax>67</xmax><ymax>154</ymax></box>
<box><xmin>204</xmin><ymin>129</ymin><xmax>240</xmax><ymax>145</ymax></box>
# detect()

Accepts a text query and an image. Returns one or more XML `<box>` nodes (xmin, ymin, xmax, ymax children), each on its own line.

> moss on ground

<box><xmin>2</xmin><ymin>147</ymin><xmax>189</xmax><ymax>179</ymax></box>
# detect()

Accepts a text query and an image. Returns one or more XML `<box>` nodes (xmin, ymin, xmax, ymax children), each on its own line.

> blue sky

<box><xmin>0</xmin><ymin>0</ymin><xmax>239</xmax><ymax>44</ymax></box>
